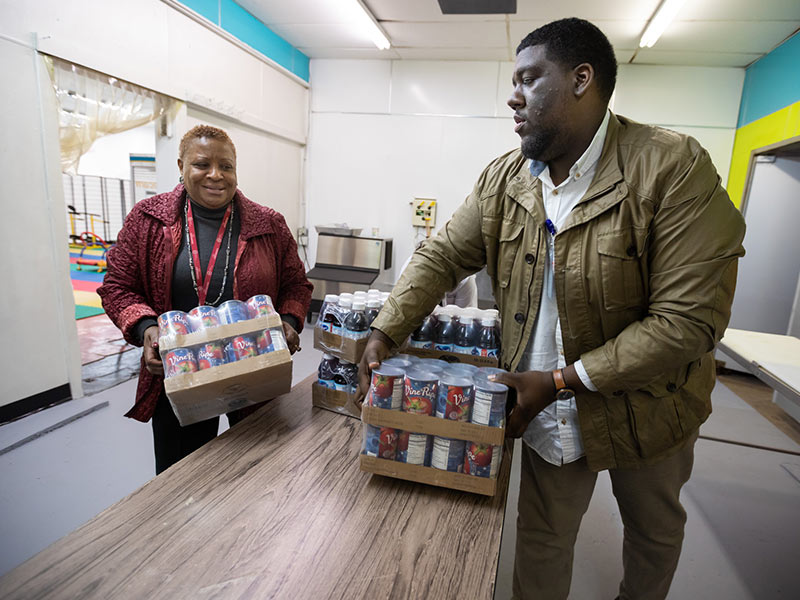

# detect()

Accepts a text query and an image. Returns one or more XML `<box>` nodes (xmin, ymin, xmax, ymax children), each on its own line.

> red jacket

<box><xmin>98</xmin><ymin>185</ymin><xmax>313</xmax><ymax>422</ymax></box>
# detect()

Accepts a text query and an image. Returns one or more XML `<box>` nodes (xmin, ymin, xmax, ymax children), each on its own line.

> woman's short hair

<box><xmin>179</xmin><ymin>124</ymin><xmax>237</xmax><ymax>159</ymax></box>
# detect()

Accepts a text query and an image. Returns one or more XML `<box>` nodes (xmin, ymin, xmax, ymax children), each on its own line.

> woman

<box><xmin>99</xmin><ymin>124</ymin><xmax>312</xmax><ymax>474</ymax></box>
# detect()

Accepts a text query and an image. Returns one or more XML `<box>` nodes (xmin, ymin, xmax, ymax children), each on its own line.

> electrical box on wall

<box><xmin>412</xmin><ymin>198</ymin><xmax>437</xmax><ymax>228</ymax></box>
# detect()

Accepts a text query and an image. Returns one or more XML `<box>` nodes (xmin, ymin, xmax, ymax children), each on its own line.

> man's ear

<box><xmin>573</xmin><ymin>63</ymin><xmax>594</xmax><ymax>98</ymax></box>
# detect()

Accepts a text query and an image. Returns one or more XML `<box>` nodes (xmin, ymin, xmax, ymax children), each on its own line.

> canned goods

<box><xmin>255</xmin><ymin>330</ymin><xmax>274</xmax><ymax>354</ymax></box>
<box><xmin>382</xmin><ymin>357</ymin><xmax>413</xmax><ymax>371</ymax></box>
<box><xmin>463</xmin><ymin>442</ymin><xmax>501</xmax><ymax>478</ymax></box>
<box><xmin>163</xmin><ymin>348</ymin><xmax>198</xmax><ymax>378</ymax></box>
<box><xmin>187</xmin><ymin>305</ymin><xmax>221</xmax><ymax>331</ymax></box>
<box><xmin>445</xmin><ymin>363</ymin><xmax>480</xmax><ymax>376</ymax></box>
<box><xmin>246</xmin><ymin>294</ymin><xmax>275</xmax><ymax>318</ymax></box>
<box><xmin>402</xmin><ymin>367</ymin><xmax>438</xmax><ymax>415</ymax></box>
<box><xmin>217</xmin><ymin>300</ymin><xmax>249</xmax><ymax>325</ymax></box>
<box><xmin>225</xmin><ymin>335</ymin><xmax>257</xmax><ymax>362</ymax></box>
<box><xmin>435</xmin><ymin>375</ymin><xmax>473</xmax><ymax>421</ymax></box>
<box><xmin>269</xmin><ymin>329</ymin><xmax>288</xmax><ymax>351</ymax></box>
<box><xmin>396</xmin><ymin>431</ymin><xmax>432</xmax><ymax>466</ymax></box>
<box><xmin>416</xmin><ymin>358</ymin><xmax>449</xmax><ymax>373</ymax></box>
<box><xmin>364</xmin><ymin>424</ymin><xmax>398</xmax><ymax>460</ymax></box>
<box><xmin>431</xmin><ymin>436</ymin><xmax>465</xmax><ymax>472</ymax></box>
<box><xmin>158</xmin><ymin>311</ymin><xmax>191</xmax><ymax>337</ymax></box>
<box><xmin>471</xmin><ymin>380</ymin><xmax>508</xmax><ymax>427</ymax></box>
<box><xmin>196</xmin><ymin>342</ymin><xmax>226</xmax><ymax>370</ymax></box>
<box><xmin>367</xmin><ymin>366</ymin><xmax>405</xmax><ymax>410</ymax></box>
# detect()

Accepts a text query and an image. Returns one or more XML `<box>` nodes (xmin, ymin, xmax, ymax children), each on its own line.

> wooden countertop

<box><xmin>0</xmin><ymin>374</ymin><xmax>512</xmax><ymax>600</ymax></box>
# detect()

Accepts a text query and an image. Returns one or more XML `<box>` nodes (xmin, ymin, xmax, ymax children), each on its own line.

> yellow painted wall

<box><xmin>727</xmin><ymin>100</ymin><xmax>800</xmax><ymax>208</ymax></box>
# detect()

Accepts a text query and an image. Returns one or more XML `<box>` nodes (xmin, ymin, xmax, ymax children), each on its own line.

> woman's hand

<box><xmin>282</xmin><ymin>321</ymin><xmax>301</xmax><ymax>354</ymax></box>
<box><xmin>491</xmin><ymin>370</ymin><xmax>556</xmax><ymax>438</ymax></box>
<box><xmin>142</xmin><ymin>326</ymin><xmax>164</xmax><ymax>376</ymax></box>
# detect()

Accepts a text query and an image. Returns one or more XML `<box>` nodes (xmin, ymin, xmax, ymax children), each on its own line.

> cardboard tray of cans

<box><xmin>311</xmin><ymin>382</ymin><xmax>361</xmax><ymax>419</ymax></box>
<box><xmin>360</xmin><ymin>406</ymin><xmax>507</xmax><ymax>496</ymax></box>
<box><xmin>401</xmin><ymin>346</ymin><xmax>500</xmax><ymax>368</ymax></box>
<box><xmin>313</xmin><ymin>328</ymin><xmax>368</xmax><ymax>364</ymax></box>
<box><xmin>162</xmin><ymin>313</ymin><xmax>292</xmax><ymax>426</ymax></box>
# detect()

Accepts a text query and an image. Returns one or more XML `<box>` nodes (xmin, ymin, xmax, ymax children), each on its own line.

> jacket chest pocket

<box><xmin>485</xmin><ymin>218</ymin><xmax>525</xmax><ymax>289</ymax></box>
<box><xmin>596</xmin><ymin>228</ymin><xmax>648</xmax><ymax>311</ymax></box>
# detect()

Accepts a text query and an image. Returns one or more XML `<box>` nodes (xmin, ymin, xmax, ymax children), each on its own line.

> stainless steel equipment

<box><xmin>306</xmin><ymin>233</ymin><xmax>393</xmax><ymax>320</ymax></box>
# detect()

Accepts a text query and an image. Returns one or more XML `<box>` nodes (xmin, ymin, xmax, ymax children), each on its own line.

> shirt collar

<box><xmin>529</xmin><ymin>109</ymin><xmax>611</xmax><ymax>184</ymax></box>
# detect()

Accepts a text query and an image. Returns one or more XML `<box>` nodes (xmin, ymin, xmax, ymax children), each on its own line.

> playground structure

<box><xmin>73</xmin><ymin>231</ymin><xmax>112</xmax><ymax>272</ymax></box>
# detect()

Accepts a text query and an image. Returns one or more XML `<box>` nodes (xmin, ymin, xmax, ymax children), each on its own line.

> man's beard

<box><xmin>520</xmin><ymin>127</ymin><xmax>556</xmax><ymax>161</ymax></box>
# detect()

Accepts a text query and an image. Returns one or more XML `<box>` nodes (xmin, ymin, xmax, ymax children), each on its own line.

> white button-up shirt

<box><xmin>519</xmin><ymin>110</ymin><xmax>610</xmax><ymax>466</ymax></box>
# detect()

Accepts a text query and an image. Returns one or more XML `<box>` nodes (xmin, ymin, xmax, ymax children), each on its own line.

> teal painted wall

<box><xmin>179</xmin><ymin>0</ymin><xmax>309</xmax><ymax>81</ymax></box>
<box><xmin>737</xmin><ymin>32</ymin><xmax>800</xmax><ymax>127</ymax></box>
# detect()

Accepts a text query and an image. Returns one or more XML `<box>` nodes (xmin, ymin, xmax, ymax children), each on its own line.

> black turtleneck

<box><xmin>133</xmin><ymin>196</ymin><xmax>298</xmax><ymax>344</ymax></box>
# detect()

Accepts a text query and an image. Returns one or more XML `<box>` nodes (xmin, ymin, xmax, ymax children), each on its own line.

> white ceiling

<box><xmin>236</xmin><ymin>0</ymin><xmax>800</xmax><ymax>67</ymax></box>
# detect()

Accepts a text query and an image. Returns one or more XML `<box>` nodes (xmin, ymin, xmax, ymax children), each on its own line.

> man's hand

<box><xmin>491</xmin><ymin>370</ymin><xmax>556</xmax><ymax>438</ymax></box>
<box><xmin>142</xmin><ymin>325</ymin><xmax>164</xmax><ymax>376</ymax></box>
<box><xmin>356</xmin><ymin>329</ymin><xmax>396</xmax><ymax>404</ymax></box>
<box><xmin>282</xmin><ymin>321</ymin><xmax>301</xmax><ymax>354</ymax></box>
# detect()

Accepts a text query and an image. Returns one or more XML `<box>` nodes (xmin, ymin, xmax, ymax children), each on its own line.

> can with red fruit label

<box><xmin>163</xmin><ymin>348</ymin><xmax>198</xmax><ymax>378</ymax></box>
<box><xmin>158</xmin><ymin>311</ymin><xmax>191</xmax><ymax>337</ymax></box>
<box><xmin>187</xmin><ymin>305</ymin><xmax>221</xmax><ymax>331</ymax></box>
<box><xmin>246</xmin><ymin>294</ymin><xmax>275</xmax><ymax>318</ymax></box>
<box><xmin>435</xmin><ymin>374</ymin><xmax>473</xmax><ymax>422</ymax></box>
<box><xmin>195</xmin><ymin>342</ymin><xmax>226</xmax><ymax>370</ymax></box>
<box><xmin>367</xmin><ymin>365</ymin><xmax>405</xmax><ymax>410</ymax></box>
<box><xmin>364</xmin><ymin>424</ymin><xmax>398</xmax><ymax>460</ymax></box>
<box><xmin>463</xmin><ymin>442</ymin><xmax>502</xmax><ymax>478</ymax></box>
<box><xmin>402</xmin><ymin>367</ymin><xmax>438</xmax><ymax>415</ymax></box>
<box><xmin>224</xmin><ymin>335</ymin><xmax>257</xmax><ymax>362</ymax></box>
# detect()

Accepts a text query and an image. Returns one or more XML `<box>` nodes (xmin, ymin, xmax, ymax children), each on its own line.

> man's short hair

<box><xmin>179</xmin><ymin>124</ymin><xmax>237</xmax><ymax>159</ymax></box>
<box><xmin>517</xmin><ymin>18</ymin><xmax>617</xmax><ymax>103</ymax></box>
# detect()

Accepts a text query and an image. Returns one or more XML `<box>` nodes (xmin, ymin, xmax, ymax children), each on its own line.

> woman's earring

<box><xmin>179</xmin><ymin>176</ymin><xmax>184</xmax><ymax>184</ymax></box>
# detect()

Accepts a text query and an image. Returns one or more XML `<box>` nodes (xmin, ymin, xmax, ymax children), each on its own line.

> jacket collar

<box><xmin>505</xmin><ymin>111</ymin><xmax>627</xmax><ymax>227</ymax></box>
<box><xmin>141</xmin><ymin>185</ymin><xmax>274</xmax><ymax>239</ymax></box>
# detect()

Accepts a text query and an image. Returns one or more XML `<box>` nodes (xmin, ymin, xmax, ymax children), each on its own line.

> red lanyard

<box><xmin>186</xmin><ymin>201</ymin><xmax>232</xmax><ymax>305</ymax></box>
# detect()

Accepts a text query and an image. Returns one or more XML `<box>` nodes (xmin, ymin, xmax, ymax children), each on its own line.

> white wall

<box><xmin>305</xmin><ymin>59</ymin><xmax>744</xmax><ymax>280</ymax></box>
<box><xmin>77</xmin><ymin>124</ymin><xmax>156</xmax><ymax>181</ymax></box>
<box><xmin>0</xmin><ymin>0</ymin><xmax>308</xmax><ymax>406</ymax></box>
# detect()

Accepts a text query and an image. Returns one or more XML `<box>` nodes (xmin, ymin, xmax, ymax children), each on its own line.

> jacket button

<box><xmin>626</xmin><ymin>245</ymin><xmax>636</xmax><ymax>257</ymax></box>
<box><xmin>504</xmin><ymin>362</ymin><xmax>511</xmax><ymax>370</ymax></box>
<box><xmin>613</xmin><ymin>390</ymin><xmax>624</xmax><ymax>396</ymax></box>
<box><xmin>514</xmin><ymin>312</ymin><xmax>524</xmax><ymax>324</ymax></box>
<box><xmin>525</xmin><ymin>253</ymin><xmax>534</xmax><ymax>264</ymax></box>
<box><xmin>667</xmin><ymin>382</ymin><xmax>677</xmax><ymax>392</ymax></box>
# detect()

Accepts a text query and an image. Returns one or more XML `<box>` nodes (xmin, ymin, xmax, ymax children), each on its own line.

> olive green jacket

<box><xmin>372</xmin><ymin>113</ymin><xmax>746</xmax><ymax>471</ymax></box>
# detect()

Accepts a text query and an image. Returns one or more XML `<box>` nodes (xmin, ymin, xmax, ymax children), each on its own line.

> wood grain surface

<box><xmin>0</xmin><ymin>374</ymin><xmax>512</xmax><ymax>600</ymax></box>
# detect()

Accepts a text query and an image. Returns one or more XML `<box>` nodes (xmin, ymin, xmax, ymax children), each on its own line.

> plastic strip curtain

<box><xmin>44</xmin><ymin>55</ymin><xmax>180</xmax><ymax>174</ymax></box>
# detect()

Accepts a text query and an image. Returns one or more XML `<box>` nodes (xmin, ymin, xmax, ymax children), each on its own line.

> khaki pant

<box><xmin>512</xmin><ymin>430</ymin><xmax>698</xmax><ymax>600</ymax></box>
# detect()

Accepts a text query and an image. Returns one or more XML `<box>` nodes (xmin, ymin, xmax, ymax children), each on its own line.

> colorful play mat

<box><xmin>69</xmin><ymin>238</ymin><xmax>110</xmax><ymax>320</ymax></box>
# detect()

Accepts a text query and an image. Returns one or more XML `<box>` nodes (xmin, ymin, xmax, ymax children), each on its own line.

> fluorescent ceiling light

<box><xmin>639</xmin><ymin>0</ymin><xmax>688</xmax><ymax>48</ymax></box>
<box><xmin>340</xmin><ymin>0</ymin><xmax>391</xmax><ymax>50</ymax></box>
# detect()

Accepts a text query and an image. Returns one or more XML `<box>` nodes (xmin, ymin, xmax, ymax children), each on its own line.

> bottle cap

<box><xmin>340</xmin><ymin>293</ymin><xmax>354</xmax><ymax>300</ymax></box>
<box><xmin>352</xmin><ymin>301</ymin><xmax>366</xmax><ymax>311</ymax></box>
<box><xmin>322</xmin><ymin>353</ymin><xmax>335</xmax><ymax>360</ymax></box>
<box><xmin>353</xmin><ymin>291</ymin><xmax>367</xmax><ymax>299</ymax></box>
<box><xmin>323</xmin><ymin>294</ymin><xmax>338</xmax><ymax>303</ymax></box>
<box><xmin>366</xmin><ymin>299</ymin><xmax>381</xmax><ymax>308</ymax></box>
<box><xmin>368</xmin><ymin>289</ymin><xmax>380</xmax><ymax>295</ymax></box>
<box><xmin>338</xmin><ymin>297</ymin><xmax>353</xmax><ymax>308</ymax></box>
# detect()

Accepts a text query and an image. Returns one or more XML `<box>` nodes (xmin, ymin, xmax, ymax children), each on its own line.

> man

<box><xmin>358</xmin><ymin>17</ymin><xmax>745</xmax><ymax>600</ymax></box>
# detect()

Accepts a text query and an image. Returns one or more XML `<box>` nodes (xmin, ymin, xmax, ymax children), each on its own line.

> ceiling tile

<box><xmin>631</xmin><ymin>50</ymin><xmax>763</xmax><ymax>68</ymax></box>
<box><xmin>270</xmin><ymin>23</ymin><xmax>377</xmax><ymax>48</ymax></box>
<box><xmin>508</xmin><ymin>19</ymin><xmax>646</xmax><ymax>52</ymax></box>
<box><xmin>303</xmin><ymin>47</ymin><xmax>401</xmax><ymax>59</ymax></box>
<box><xmin>236</xmin><ymin>0</ymin><xmax>350</xmax><ymax>24</ymax></box>
<box><xmin>654</xmin><ymin>20</ymin><xmax>800</xmax><ymax>54</ymax></box>
<box><xmin>678</xmin><ymin>0</ymin><xmax>800</xmax><ymax>21</ymax></box>
<box><xmin>394</xmin><ymin>47</ymin><xmax>511</xmax><ymax>60</ymax></box>
<box><xmin>366</xmin><ymin>0</ymin><xmax>505</xmax><ymax>21</ymax></box>
<box><xmin>512</xmin><ymin>0</ymin><xmax>661</xmax><ymax>22</ymax></box>
<box><xmin>382</xmin><ymin>21</ymin><xmax>508</xmax><ymax>47</ymax></box>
